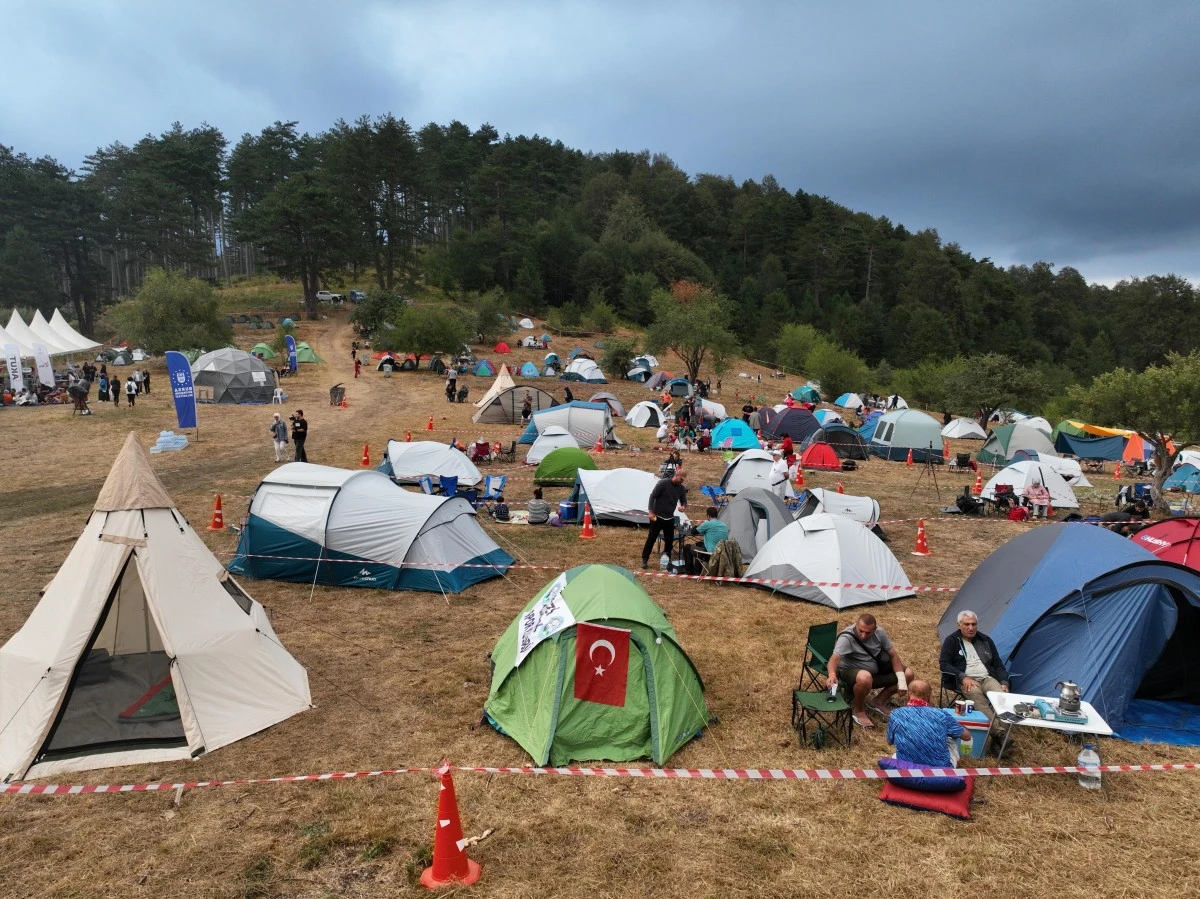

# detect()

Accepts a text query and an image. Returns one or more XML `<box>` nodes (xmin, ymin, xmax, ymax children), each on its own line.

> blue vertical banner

<box><xmin>285</xmin><ymin>334</ymin><xmax>298</xmax><ymax>372</ymax></box>
<box><xmin>164</xmin><ymin>351</ymin><xmax>198</xmax><ymax>429</ymax></box>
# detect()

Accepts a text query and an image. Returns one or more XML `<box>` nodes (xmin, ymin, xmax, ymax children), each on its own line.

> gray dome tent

<box><xmin>191</xmin><ymin>347</ymin><xmax>277</xmax><ymax>404</ymax></box>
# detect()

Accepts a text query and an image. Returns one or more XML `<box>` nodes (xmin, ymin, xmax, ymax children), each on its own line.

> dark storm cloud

<box><xmin>3</xmin><ymin>0</ymin><xmax>1197</xmax><ymax>283</ymax></box>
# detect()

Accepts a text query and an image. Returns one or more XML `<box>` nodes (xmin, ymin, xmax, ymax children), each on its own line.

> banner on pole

<box><xmin>3</xmin><ymin>344</ymin><xmax>24</xmax><ymax>394</ymax></box>
<box><xmin>285</xmin><ymin>335</ymin><xmax>298</xmax><ymax>373</ymax></box>
<box><xmin>32</xmin><ymin>344</ymin><xmax>55</xmax><ymax>388</ymax></box>
<box><xmin>164</xmin><ymin>351</ymin><xmax>198</xmax><ymax>429</ymax></box>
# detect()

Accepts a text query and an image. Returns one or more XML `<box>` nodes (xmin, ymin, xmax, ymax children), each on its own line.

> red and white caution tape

<box><xmin>5</xmin><ymin>763</ymin><xmax>1198</xmax><ymax>797</ymax></box>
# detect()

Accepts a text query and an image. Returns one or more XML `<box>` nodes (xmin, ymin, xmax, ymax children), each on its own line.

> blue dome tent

<box><xmin>519</xmin><ymin>361</ymin><xmax>540</xmax><ymax>377</ymax></box>
<box><xmin>938</xmin><ymin>523</ymin><xmax>1200</xmax><ymax>745</ymax></box>
<box><xmin>710</xmin><ymin>418</ymin><xmax>761</xmax><ymax>450</ymax></box>
<box><xmin>473</xmin><ymin>359</ymin><xmax>496</xmax><ymax>376</ymax></box>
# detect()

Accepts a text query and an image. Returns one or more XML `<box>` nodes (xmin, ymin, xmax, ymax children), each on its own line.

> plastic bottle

<box><xmin>659</xmin><ymin>553</ymin><xmax>670</xmax><ymax>572</ymax></box>
<box><xmin>1076</xmin><ymin>742</ymin><xmax>1102</xmax><ymax>790</ymax></box>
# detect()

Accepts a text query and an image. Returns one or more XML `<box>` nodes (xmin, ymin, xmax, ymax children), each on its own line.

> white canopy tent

<box><xmin>0</xmin><ymin>434</ymin><xmax>311</xmax><ymax>781</ymax></box>
<box><xmin>743</xmin><ymin>513</ymin><xmax>916</xmax><ymax>609</ymax></box>
<box><xmin>0</xmin><ymin>323</ymin><xmax>36</xmax><ymax>357</ymax></box>
<box><xmin>49</xmin><ymin>309</ymin><xmax>101</xmax><ymax>351</ymax></box>
<box><xmin>6</xmin><ymin>311</ymin><xmax>73</xmax><ymax>356</ymax></box>
<box><xmin>32</xmin><ymin>310</ymin><xmax>94</xmax><ymax>353</ymax></box>
<box><xmin>379</xmin><ymin>441</ymin><xmax>483</xmax><ymax>487</ymax></box>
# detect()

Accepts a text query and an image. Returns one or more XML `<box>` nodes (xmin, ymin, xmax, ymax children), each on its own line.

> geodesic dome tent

<box><xmin>191</xmin><ymin>347</ymin><xmax>276</xmax><ymax>404</ymax></box>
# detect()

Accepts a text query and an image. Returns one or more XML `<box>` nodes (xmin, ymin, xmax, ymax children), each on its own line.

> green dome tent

<box><xmin>295</xmin><ymin>341</ymin><xmax>322</xmax><ymax>363</ymax></box>
<box><xmin>251</xmin><ymin>342</ymin><xmax>277</xmax><ymax>359</ymax></box>
<box><xmin>533</xmin><ymin>446</ymin><xmax>597</xmax><ymax>486</ymax></box>
<box><xmin>484</xmin><ymin>565</ymin><xmax>708</xmax><ymax>765</ymax></box>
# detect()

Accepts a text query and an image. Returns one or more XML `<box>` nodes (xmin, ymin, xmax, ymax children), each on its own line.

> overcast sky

<box><xmin>4</xmin><ymin>1</ymin><xmax>1198</xmax><ymax>285</ymax></box>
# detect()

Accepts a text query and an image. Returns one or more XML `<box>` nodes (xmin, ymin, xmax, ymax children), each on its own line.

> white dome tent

<box><xmin>980</xmin><ymin>461</ymin><xmax>1079</xmax><ymax>509</ymax></box>
<box><xmin>0</xmin><ymin>435</ymin><xmax>311</xmax><ymax>781</ymax></box>
<box><xmin>743</xmin><ymin>513</ymin><xmax>916</xmax><ymax>609</ymax></box>
<box><xmin>719</xmin><ymin>449</ymin><xmax>780</xmax><ymax>495</ymax></box>
<box><xmin>625</xmin><ymin>401</ymin><xmax>667</xmax><ymax>429</ymax></box>
<box><xmin>378</xmin><ymin>441</ymin><xmax>483</xmax><ymax>487</ymax></box>
<box><xmin>566</xmin><ymin>468</ymin><xmax>684</xmax><ymax>525</ymax></box>
<box><xmin>941</xmin><ymin>418</ymin><xmax>988</xmax><ymax>440</ymax></box>
<box><xmin>526</xmin><ymin>426</ymin><xmax>579</xmax><ymax>464</ymax></box>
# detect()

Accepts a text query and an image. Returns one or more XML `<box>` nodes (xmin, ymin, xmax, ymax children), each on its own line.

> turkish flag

<box><xmin>574</xmin><ymin>622</ymin><xmax>631</xmax><ymax>707</ymax></box>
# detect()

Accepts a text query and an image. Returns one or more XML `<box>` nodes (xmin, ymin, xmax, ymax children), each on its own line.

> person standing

<box><xmin>142</xmin><ymin>369</ymin><xmax>150</xmax><ymax>395</ymax></box>
<box><xmin>354</xmin><ymin>358</ymin><xmax>362</xmax><ymax>379</ymax></box>
<box><xmin>270</xmin><ymin>412</ymin><xmax>289</xmax><ymax>463</ymax></box>
<box><xmin>769</xmin><ymin>449</ymin><xmax>790</xmax><ymax>499</ymax></box>
<box><xmin>132</xmin><ymin>368</ymin><xmax>143</xmax><ymax>394</ymax></box>
<box><xmin>564</xmin><ymin>385</ymin><xmax>574</xmax><ymax>404</ymax></box>
<box><xmin>97</xmin><ymin>373</ymin><xmax>109</xmax><ymax>403</ymax></box>
<box><xmin>291</xmin><ymin>409</ymin><xmax>308</xmax><ymax>462</ymax></box>
<box><xmin>521</xmin><ymin>392</ymin><xmax>533</xmax><ymax>424</ymax></box>
<box><xmin>124</xmin><ymin>376</ymin><xmax>137</xmax><ymax>408</ymax></box>
<box><xmin>111</xmin><ymin>378</ymin><xmax>120</xmax><ymax>407</ymax></box>
<box><xmin>641</xmin><ymin>469</ymin><xmax>688</xmax><ymax>570</ymax></box>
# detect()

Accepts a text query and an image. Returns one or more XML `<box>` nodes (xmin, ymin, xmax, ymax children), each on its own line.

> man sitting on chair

<box><xmin>683</xmin><ymin>506</ymin><xmax>728</xmax><ymax>573</ymax></box>
<box><xmin>827</xmin><ymin>613</ymin><xmax>915</xmax><ymax>729</ymax></box>
<box><xmin>938</xmin><ymin>610</ymin><xmax>1009</xmax><ymax>720</ymax></box>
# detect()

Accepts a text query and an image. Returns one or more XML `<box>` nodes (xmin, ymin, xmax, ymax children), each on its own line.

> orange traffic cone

<box><xmin>906</xmin><ymin>448</ymin><xmax>914</xmax><ymax>467</ymax></box>
<box><xmin>837</xmin><ymin>481</ymin><xmax>845</xmax><ymax>494</ymax></box>
<box><xmin>207</xmin><ymin>494</ymin><xmax>225</xmax><ymax>531</ymax></box>
<box><xmin>593</xmin><ymin>435</ymin><xmax>604</xmax><ymax>454</ymax></box>
<box><xmin>1114</xmin><ymin>461</ymin><xmax>1122</xmax><ymax>480</ymax></box>
<box><xmin>406</xmin><ymin>430</ymin><xmax>412</xmax><ymax>443</ymax></box>
<box><xmin>580</xmin><ymin>502</ymin><xmax>597</xmax><ymax>539</ymax></box>
<box><xmin>419</xmin><ymin>766</ymin><xmax>481</xmax><ymax>889</ymax></box>
<box><xmin>341</xmin><ymin>394</ymin><xmax>348</xmax><ymax>409</ymax></box>
<box><xmin>361</xmin><ymin>444</ymin><xmax>370</xmax><ymax>466</ymax></box>
<box><xmin>943</xmin><ymin>439</ymin><xmax>950</xmax><ymax>460</ymax></box>
<box><xmin>795</xmin><ymin>468</ymin><xmax>806</xmax><ymax>490</ymax></box>
<box><xmin>912</xmin><ymin>519</ymin><xmax>931</xmax><ymax>556</ymax></box>
<box><xmin>973</xmin><ymin>470</ymin><xmax>983</xmax><ymax>496</ymax></box>
<box><xmin>426</xmin><ymin>414</ymin><xmax>434</xmax><ymax>431</ymax></box>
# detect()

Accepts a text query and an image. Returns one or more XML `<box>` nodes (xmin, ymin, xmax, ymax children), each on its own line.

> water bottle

<box><xmin>659</xmin><ymin>553</ymin><xmax>670</xmax><ymax>572</ymax></box>
<box><xmin>1076</xmin><ymin>742</ymin><xmax>1102</xmax><ymax>790</ymax></box>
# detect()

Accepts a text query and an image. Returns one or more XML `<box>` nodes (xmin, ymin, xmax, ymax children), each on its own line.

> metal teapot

<box><xmin>1056</xmin><ymin>680</ymin><xmax>1082</xmax><ymax>715</ymax></box>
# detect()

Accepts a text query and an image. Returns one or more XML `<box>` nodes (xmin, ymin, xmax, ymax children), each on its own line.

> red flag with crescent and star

<box><xmin>574</xmin><ymin>622</ymin><xmax>631</xmax><ymax>706</ymax></box>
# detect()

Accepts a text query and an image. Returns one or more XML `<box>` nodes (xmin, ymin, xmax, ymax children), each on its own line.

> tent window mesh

<box><xmin>222</xmin><ymin>577</ymin><xmax>254</xmax><ymax>614</ymax></box>
<box><xmin>37</xmin><ymin>554</ymin><xmax>186</xmax><ymax>762</ymax></box>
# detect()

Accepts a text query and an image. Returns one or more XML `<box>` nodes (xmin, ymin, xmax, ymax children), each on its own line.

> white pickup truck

<box><xmin>316</xmin><ymin>290</ymin><xmax>344</xmax><ymax>303</ymax></box>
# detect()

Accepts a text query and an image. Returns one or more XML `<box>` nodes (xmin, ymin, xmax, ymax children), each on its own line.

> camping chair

<box><xmin>700</xmin><ymin>485</ymin><xmax>728</xmax><ymax>508</ymax></box>
<box><xmin>949</xmin><ymin>452</ymin><xmax>971</xmax><ymax>472</ymax></box>
<box><xmin>938</xmin><ymin>671</ymin><xmax>967</xmax><ymax>709</ymax></box>
<box><xmin>417</xmin><ymin>476</ymin><xmax>435</xmax><ymax>495</ymax></box>
<box><xmin>798</xmin><ymin>621</ymin><xmax>839</xmax><ymax>692</ymax></box>
<box><xmin>329</xmin><ymin>384</ymin><xmax>346</xmax><ymax>406</ymax></box>
<box><xmin>439</xmin><ymin>475</ymin><xmax>459</xmax><ymax>497</ymax></box>
<box><xmin>482</xmin><ymin>475</ymin><xmax>507</xmax><ymax>501</ymax></box>
<box><xmin>991</xmin><ymin>483</ymin><xmax>1015</xmax><ymax>515</ymax></box>
<box><xmin>496</xmin><ymin>440</ymin><xmax>517</xmax><ymax>463</ymax></box>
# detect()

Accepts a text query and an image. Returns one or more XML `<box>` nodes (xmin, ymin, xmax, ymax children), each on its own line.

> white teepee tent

<box><xmin>0</xmin><ymin>434</ymin><xmax>311</xmax><ymax>781</ymax></box>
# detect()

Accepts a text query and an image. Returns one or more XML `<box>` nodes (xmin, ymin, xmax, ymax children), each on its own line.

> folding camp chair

<box><xmin>417</xmin><ymin>476</ymin><xmax>434</xmax><ymax>495</ymax></box>
<box><xmin>938</xmin><ymin>672</ymin><xmax>967</xmax><ymax>709</ymax></box>
<box><xmin>700</xmin><ymin>485</ymin><xmax>728</xmax><ymax>508</ymax></box>
<box><xmin>482</xmin><ymin>475</ymin><xmax>507</xmax><ymax>501</ymax></box>
<box><xmin>439</xmin><ymin>475</ymin><xmax>459</xmax><ymax>497</ymax></box>
<box><xmin>496</xmin><ymin>440</ymin><xmax>517</xmax><ymax>463</ymax></box>
<box><xmin>798</xmin><ymin>621</ymin><xmax>839</xmax><ymax>692</ymax></box>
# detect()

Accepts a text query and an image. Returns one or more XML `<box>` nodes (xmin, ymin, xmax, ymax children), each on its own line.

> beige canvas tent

<box><xmin>473</xmin><ymin>366</ymin><xmax>517</xmax><ymax>409</ymax></box>
<box><xmin>0</xmin><ymin>434</ymin><xmax>311</xmax><ymax>781</ymax></box>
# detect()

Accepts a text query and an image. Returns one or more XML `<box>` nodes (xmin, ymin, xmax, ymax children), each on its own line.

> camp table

<box><xmin>986</xmin><ymin>691</ymin><xmax>1113</xmax><ymax>761</ymax></box>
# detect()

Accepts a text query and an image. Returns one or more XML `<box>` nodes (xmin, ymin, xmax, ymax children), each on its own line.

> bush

<box><xmin>587</xmin><ymin>300</ymin><xmax>617</xmax><ymax>334</ymax></box>
<box><xmin>107</xmin><ymin>268</ymin><xmax>231</xmax><ymax>354</ymax></box>
<box><xmin>805</xmin><ymin>339</ymin><xmax>869</xmax><ymax>400</ymax></box>
<box><xmin>601</xmin><ymin>337</ymin><xmax>637</xmax><ymax>377</ymax></box>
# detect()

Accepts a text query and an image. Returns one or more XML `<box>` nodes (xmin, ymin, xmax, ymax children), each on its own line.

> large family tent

<box><xmin>938</xmin><ymin>524</ymin><xmax>1200</xmax><ymax>745</ymax></box>
<box><xmin>483</xmin><ymin>565</ymin><xmax>708</xmax><ymax>765</ymax></box>
<box><xmin>251</xmin><ymin>342</ymin><xmax>278</xmax><ymax>360</ymax></box>
<box><xmin>792</xmin><ymin>385</ymin><xmax>821</xmax><ymax>404</ymax></box>
<box><xmin>800</xmin><ymin>442</ymin><xmax>841</xmax><ymax>471</ymax></box>
<box><xmin>191</xmin><ymin>347</ymin><xmax>276</xmax><ymax>404</ymax></box>
<box><xmin>1052</xmin><ymin>431</ymin><xmax>1126</xmax><ymax>461</ymax></box>
<box><xmin>519</xmin><ymin>361</ymin><xmax>540</xmax><ymax>377</ymax></box>
<box><xmin>833</xmin><ymin>392</ymin><xmax>863</xmax><ymax>410</ymax></box>
<box><xmin>294</xmin><ymin>342</ymin><xmax>321</xmax><ymax>363</ymax></box>
<box><xmin>858</xmin><ymin>410</ymin><xmax>883</xmax><ymax>441</ymax></box>
<box><xmin>519</xmin><ymin>402</ymin><xmax>616</xmax><ymax>448</ymax></box>
<box><xmin>804</xmin><ymin>425</ymin><xmax>870</xmax><ymax>460</ymax></box>
<box><xmin>978</xmin><ymin>421</ymin><xmax>1057</xmax><ymax>466</ymax></box>
<box><xmin>588</xmin><ymin>392</ymin><xmax>626</xmax><ymax>418</ymax></box>
<box><xmin>377</xmin><ymin>440</ymin><xmax>483</xmax><ymax>487</ymax></box>
<box><xmin>868</xmin><ymin>409</ymin><xmax>944</xmax><ymax>462</ymax></box>
<box><xmin>711</xmin><ymin>418</ymin><xmax>761</xmax><ymax>450</ymax></box>
<box><xmin>1176</xmin><ymin>450</ymin><xmax>1200</xmax><ymax>469</ymax></box>
<box><xmin>718</xmin><ymin>488</ymin><xmax>795</xmax><ymax>561</ymax></box>
<box><xmin>0</xmin><ymin>435</ymin><xmax>311</xmax><ymax>781</ymax></box>
<box><xmin>1009</xmin><ymin>452</ymin><xmax>1092</xmax><ymax>487</ymax></box>
<box><xmin>719</xmin><ymin>449</ymin><xmax>776</xmax><ymax>494</ymax></box>
<box><xmin>941</xmin><ymin>418</ymin><xmax>988</xmax><ymax>440</ymax></box>
<box><xmin>525</xmin><ymin>426</ymin><xmax>579</xmax><ymax>464</ymax></box>
<box><xmin>744</xmin><ymin>514</ymin><xmax>915</xmax><ymax>609</ymax></box>
<box><xmin>473</xmin><ymin>385</ymin><xmax>557</xmax><ymax>424</ymax></box>
<box><xmin>533</xmin><ymin>446</ymin><xmax>597</xmax><ymax>486</ymax></box>
<box><xmin>795</xmin><ymin>488</ymin><xmax>882</xmax><ymax>532</ymax></box>
<box><xmin>567</xmin><ymin>468</ymin><xmax>673</xmax><ymax>525</ymax></box>
<box><xmin>980</xmin><ymin>460</ymin><xmax>1078</xmax><ymax>509</ymax></box>
<box><xmin>625</xmin><ymin>401</ymin><xmax>667</xmax><ymax>429</ymax></box>
<box><xmin>1133</xmin><ymin>519</ymin><xmax>1200</xmax><ymax>571</ymax></box>
<box><xmin>759</xmin><ymin>408</ymin><xmax>820</xmax><ymax>443</ymax></box>
<box><xmin>229</xmin><ymin>464</ymin><xmax>512</xmax><ymax>593</ymax></box>
<box><xmin>562</xmin><ymin>358</ymin><xmax>607</xmax><ymax>383</ymax></box>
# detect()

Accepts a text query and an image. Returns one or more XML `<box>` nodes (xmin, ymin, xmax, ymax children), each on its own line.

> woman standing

<box><xmin>270</xmin><ymin>412</ymin><xmax>289</xmax><ymax>462</ymax></box>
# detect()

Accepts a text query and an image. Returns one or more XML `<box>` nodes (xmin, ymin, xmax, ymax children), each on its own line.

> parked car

<box><xmin>349</xmin><ymin>290</ymin><xmax>368</xmax><ymax>303</ymax></box>
<box><xmin>316</xmin><ymin>290</ymin><xmax>344</xmax><ymax>303</ymax></box>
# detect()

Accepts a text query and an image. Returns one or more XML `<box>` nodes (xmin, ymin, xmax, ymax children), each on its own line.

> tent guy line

<box><xmin>4</xmin><ymin>762</ymin><xmax>1200</xmax><ymax>796</ymax></box>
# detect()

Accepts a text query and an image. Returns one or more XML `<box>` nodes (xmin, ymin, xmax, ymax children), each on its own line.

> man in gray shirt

<box><xmin>827</xmin><ymin>612</ymin><xmax>915</xmax><ymax>729</ymax></box>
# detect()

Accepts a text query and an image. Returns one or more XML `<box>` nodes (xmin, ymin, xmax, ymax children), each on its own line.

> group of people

<box><xmin>269</xmin><ymin>409</ymin><xmax>308</xmax><ymax>463</ymax></box>
<box><xmin>96</xmin><ymin>367</ymin><xmax>149</xmax><ymax>407</ymax></box>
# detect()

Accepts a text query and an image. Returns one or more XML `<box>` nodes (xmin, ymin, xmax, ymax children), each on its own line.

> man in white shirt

<box><xmin>769</xmin><ymin>449</ymin><xmax>790</xmax><ymax>499</ymax></box>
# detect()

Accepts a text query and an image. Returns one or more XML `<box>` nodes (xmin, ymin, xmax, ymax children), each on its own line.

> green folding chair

<box><xmin>799</xmin><ymin>621</ymin><xmax>839</xmax><ymax>692</ymax></box>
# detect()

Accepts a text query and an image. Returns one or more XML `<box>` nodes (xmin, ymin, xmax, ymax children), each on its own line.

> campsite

<box><xmin>3</xmin><ymin>307</ymin><xmax>1200</xmax><ymax>899</ymax></box>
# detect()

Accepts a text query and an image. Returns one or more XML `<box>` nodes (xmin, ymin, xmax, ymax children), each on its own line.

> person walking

<box><xmin>142</xmin><ymin>369</ymin><xmax>150</xmax><ymax>395</ymax></box>
<box><xmin>111</xmin><ymin>378</ymin><xmax>120</xmax><ymax>407</ymax></box>
<box><xmin>641</xmin><ymin>469</ymin><xmax>688</xmax><ymax>570</ymax></box>
<box><xmin>270</xmin><ymin>412</ymin><xmax>289</xmax><ymax>463</ymax></box>
<box><xmin>354</xmin><ymin>358</ymin><xmax>362</xmax><ymax>379</ymax></box>
<box><xmin>97</xmin><ymin>373</ymin><xmax>109</xmax><ymax>403</ymax></box>
<box><xmin>124</xmin><ymin>376</ymin><xmax>137</xmax><ymax>408</ymax></box>
<box><xmin>132</xmin><ymin>368</ymin><xmax>143</xmax><ymax>395</ymax></box>
<box><xmin>521</xmin><ymin>392</ymin><xmax>533</xmax><ymax>424</ymax></box>
<box><xmin>290</xmin><ymin>409</ymin><xmax>308</xmax><ymax>462</ymax></box>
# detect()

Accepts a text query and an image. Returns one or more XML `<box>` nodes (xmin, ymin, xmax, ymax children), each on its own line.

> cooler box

<box><xmin>559</xmin><ymin>500</ymin><xmax>575</xmax><ymax>522</ymax></box>
<box><xmin>952</xmin><ymin>709</ymin><xmax>990</xmax><ymax>757</ymax></box>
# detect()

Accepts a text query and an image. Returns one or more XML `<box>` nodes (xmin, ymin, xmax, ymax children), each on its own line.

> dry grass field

<box><xmin>2</xmin><ymin>303</ymin><xmax>1198</xmax><ymax>899</ymax></box>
